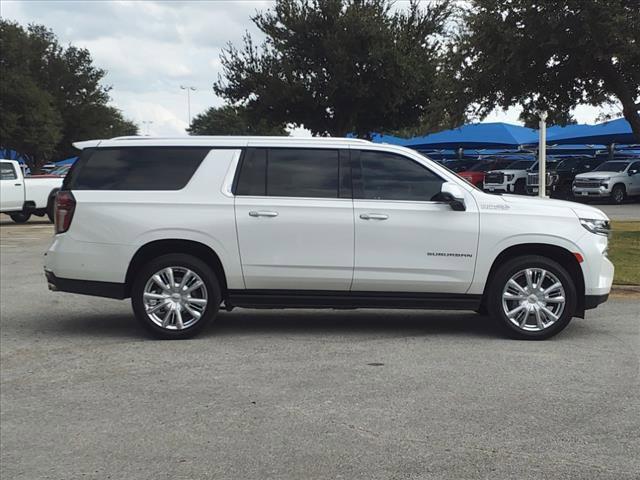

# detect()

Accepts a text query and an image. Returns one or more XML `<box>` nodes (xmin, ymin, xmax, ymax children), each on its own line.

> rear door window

<box><xmin>235</xmin><ymin>148</ymin><xmax>348</xmax><ymax>198</ymax></box>
<box><xmin>69</xmin><ymin>147</ymin><xmax>210</xmax><ymax>190</ymax></box>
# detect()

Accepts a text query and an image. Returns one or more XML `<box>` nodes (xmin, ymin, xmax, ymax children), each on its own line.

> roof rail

<box><xmin>108</xmin><ymin>135</ymin><xmax>371</xmax><ymax>144</ymax></box>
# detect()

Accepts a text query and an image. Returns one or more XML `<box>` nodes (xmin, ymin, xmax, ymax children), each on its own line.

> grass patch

<box><xmin>609</xmin><ymin>221</ymin><xmax>640</xmax><ymax>285</ymax></box>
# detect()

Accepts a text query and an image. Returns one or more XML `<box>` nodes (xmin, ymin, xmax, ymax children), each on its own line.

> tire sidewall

<box><xmin>611</xmin><ymin>184</ymin><xmax>625</xmax><ymax>204</ymax></box>
<box><xmin>488</xmin><ymin>255</ymin><xmax>577</xmax><ymax>340</ymax></box>
<box><xmin>131</xmin><ymin>253</ymin><xmax>221</xmax><ymax>339</ymax></box>
<box><xmin>10</xmin><ymin>212</ymin><xmax>31</xmax><ymax>223</ymax></box>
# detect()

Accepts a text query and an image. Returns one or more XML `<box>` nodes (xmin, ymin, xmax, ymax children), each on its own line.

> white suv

<box><xmin>45</xmin><ymin>136</ymin><xmax>614</xmax><ymax>340</ymax></box>
<box><xmin>573</xmin><ymin>160</ymin><xmax>640</xmax><ymax>203</ymax></box>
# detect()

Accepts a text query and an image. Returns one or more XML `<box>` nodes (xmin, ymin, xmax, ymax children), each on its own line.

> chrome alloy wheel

<box><xmin>142</xmin><ymin>267</ymin><xmax>208</xmax><ymax>330</ymax></box>
<box><xmin>501</xmin><ymin>268</ymin><xmax>566</xmax><ymax>332</ymax></box>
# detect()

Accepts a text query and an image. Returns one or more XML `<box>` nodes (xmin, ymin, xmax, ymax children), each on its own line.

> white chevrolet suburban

<box><xmin>44</xmin><ymin>136</ymin><xmax>614</xmax><ymax>340</ymax></box>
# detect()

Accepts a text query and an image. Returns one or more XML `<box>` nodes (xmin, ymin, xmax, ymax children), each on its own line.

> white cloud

<box><xmin>1</xmin><ymin>0</ymin><xmax>270</xmax><ymax>136</ymax></box>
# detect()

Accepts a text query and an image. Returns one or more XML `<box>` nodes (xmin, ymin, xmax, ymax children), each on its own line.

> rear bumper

<box><xmin>45</xmin><ymin>269</ymin><xmax>126</xmax><ymax>299</ymax></box>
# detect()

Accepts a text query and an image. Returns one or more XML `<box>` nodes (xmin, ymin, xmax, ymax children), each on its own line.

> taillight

<box><xmin>54</xmin><ymin>191</ymin><xmax>76</xmax><ymax>234</ymax></box>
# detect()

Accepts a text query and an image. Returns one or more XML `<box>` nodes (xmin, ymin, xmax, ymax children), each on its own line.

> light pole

<box><xmin>141</xmin><ymin>120</ymin><xmax>153</xmax><ymax>136</ymax></box>
<box><xmin>538</xmin><ymin>111</ymin><xmax>548</xmax><ymax>198</ymax></box>
<box><xmin>180</xmin><ymin>85</ymin><xmax>196</xmax><ymax>127</ymax></box>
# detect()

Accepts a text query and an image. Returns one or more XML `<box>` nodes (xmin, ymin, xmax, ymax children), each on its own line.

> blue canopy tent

<box><xmin>401</xmin><ymin>123</ymin><xmax>538</xmax><ymax>150</ymax></box>
<box><xmin>55</xmin><ymin>156</ymin><xmax>78</xmax><ymax>165</ymax></box>
<box><xmin>546</xmin><ymin>118</ymin><xmax>636</xmax><ymax>145</ymax></box>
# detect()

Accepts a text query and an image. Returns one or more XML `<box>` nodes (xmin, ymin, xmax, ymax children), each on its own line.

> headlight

<box><xmin>580</xmin><ymin>218</ymin><xmax>611</xmax><ymax>236</ymax></box>
<box><xmin>505</xmin><ymin>174</ymin><xmax>514</xmax><ymax>181</ymax></box>
<box><xmin>599</xmin><ymin>177</ymin><xmax>611</xmax><ymax>183</ymax></box>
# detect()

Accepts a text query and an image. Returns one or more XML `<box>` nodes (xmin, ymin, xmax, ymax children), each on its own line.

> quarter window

<box><xmin>70</xmin><ymin>147</ymin><xmax>210</xmax><ymax>190</ymax></box>
<box><xmin>356</xmin><ymin>151</ymin><xmax>444</xmax><ymax>201</ymax></box>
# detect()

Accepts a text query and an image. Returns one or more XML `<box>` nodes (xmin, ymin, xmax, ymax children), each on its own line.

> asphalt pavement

<box><xmin>1</xmin><ymin>221</ymin><xmax>639</xmax><ymax>480</ymax></box>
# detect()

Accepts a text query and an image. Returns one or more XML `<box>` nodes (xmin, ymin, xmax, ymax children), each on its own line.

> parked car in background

<box><xmin>45</xmin><ymin>136</ymin><xmax>613</xmax><ymax>340</ymax></box>
<box><xmin>458</xmin><ymin>158</ymin><xmax>514</xmax><ymax>188</ymax></box>
<box><xmin>542</xmin><ymin>156</ymin><xmax>604</xmax><ymax>199</ymax></box>
<box><xmin>483</xmin><ymin>159</ymin><xmax>535</xmax><ymax>194</ymax></box>
<box><xmin>47</xmin><ymin>164</ymin><xmax>72</xmax><ymax>177</ymax></box>
<box><xmin>573</xmin><ymin>160</ymin><xmax>640</xmax><ymax>204</ymax></box>
<box><xmin>1</xmin><ymin>159</ymin><xmax>62</xmax><ymax>223</ymax></box>
<box><xmin>440</xmin><ymin>159</ymin><xmax>478</xmax><ymax>173</ymax></box>
<box><xmin>525</xmin><ymin>158</ymin><xmax>562</xmax><ymax>195</ymax></box>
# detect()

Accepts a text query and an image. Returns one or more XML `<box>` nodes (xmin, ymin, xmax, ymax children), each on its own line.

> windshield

<box><xmin>593</xmin><ymin>161</ymin><xmax>629</xmax><ymax>172</ymax></box>
<box><xmin>505</xmin><ymin>160</ymin><xmax>533</xmax><ymax>170</ymax></box>
<box><xmin>555</xmin><ymin>158</ymin><xmax>584</xmax><ymax>170</ymax></box>
<box><xmin>529</xmin><ymin>160</ymin><xmax>560</xmax><ymax>172</ymax></box>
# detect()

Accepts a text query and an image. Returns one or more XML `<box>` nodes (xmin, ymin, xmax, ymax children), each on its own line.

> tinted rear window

<box><xmin>69</xmin><ymin>147</ymin><xmax>209</xmax><ymax>190</ymax></box>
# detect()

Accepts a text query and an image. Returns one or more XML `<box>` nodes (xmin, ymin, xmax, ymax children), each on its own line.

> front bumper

<box><xmin>572</xmin><ymin>187</ymin><xmax>611</xmax><ymax>198</ymax></box>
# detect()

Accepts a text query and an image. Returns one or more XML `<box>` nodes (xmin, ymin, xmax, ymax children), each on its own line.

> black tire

<box><xmin>9</xmin><ymin>212</ymin><xmax>31</xmax><ymax>223</ymax></box>
<box><xmin>131</xmin><ymin>253</ymin><xmax>221</xmax><ymax>339</ymax></box>
<box><xmin>46</xmin><ymin>196</ymin><xmax>56</xmax><ymax>223</ymax></box>
<box><xmin>513</xmin><ymin>179</ymin><xmax>526</xmax><ymax>195</ymax></box>
<box><xmin>487</xmin><ymin>255</ymin><xmax>577</xmax><ymax>340</ymax></box>
<box><xmin>611</xmin><ymin>184</ymin><xmax>626</xmax><ymax>204</ymax></box>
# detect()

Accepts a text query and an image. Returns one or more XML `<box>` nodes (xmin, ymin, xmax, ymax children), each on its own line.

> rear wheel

<box><xmin>487</xmin><ymin>255</ymin><xmax>576</xmax><ymax>340</ymax></box>
<box><xmin>611</xmin><ymin>184</ymin><xmax>626</xmax><ymax>204</ymax></box>
<box><xmin>9</xmin><ymin>212</ymin><xmax>31</xmax><ymax>223</ymax></box>
<box><xmin>131</xmin><ymin>254</ymin><xmax>221</xmax><ymax>339</ymax></box>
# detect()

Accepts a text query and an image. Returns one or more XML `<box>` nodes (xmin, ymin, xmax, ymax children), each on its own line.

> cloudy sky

<box><xmin>1</xmin><ymin>0</ymin><xmax>621</xmax><ymax>137</ymax></box>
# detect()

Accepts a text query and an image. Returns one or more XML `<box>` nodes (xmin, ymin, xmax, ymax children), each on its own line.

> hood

<box><xmin>574</xmin><ymin>171</ymin><xmax>619</xmax><ymax>180</ymax></box>
<box><xmin>497</xmin><ymin>194</ymin><xmax>609</xmax><ymax>221</ymax></box>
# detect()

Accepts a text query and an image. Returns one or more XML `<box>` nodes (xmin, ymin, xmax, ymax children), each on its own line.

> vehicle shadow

<box><xmin>0</xmin><ymin>219</ymin><xmax>52</xmax><ymax>227</ymax></box>
<box><xmin>46</xmin><ymin>309</ymin><xmax>503</xmax><ymax>340</ymax></box>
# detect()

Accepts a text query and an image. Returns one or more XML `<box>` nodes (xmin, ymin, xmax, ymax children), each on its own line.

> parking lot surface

<box><xmin>1</xmin><ymin>221</ymin><xmax>639</xmax><ymax>480</ymax></box>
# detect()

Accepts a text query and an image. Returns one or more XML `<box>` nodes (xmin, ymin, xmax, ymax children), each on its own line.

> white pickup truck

<box><xmin>1</xmin><ymin>159</ymin><xmax>63</xmax><ymax>223</ymax></box>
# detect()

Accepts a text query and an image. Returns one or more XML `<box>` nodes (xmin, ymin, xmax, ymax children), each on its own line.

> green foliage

<box><xmin>519</xmin><ymin>109</ymin><xmax>577</xmax><ymax>130</ymax></box>
<box><xmin>0</xmin><ymin>21</ymin><xmax>138</xmax><ymax>170</ymax></box>
<box><xmin>455</xmin><ymin>0</ymin><xmax>640</xmax><ymax>139</ymax></box>
<box><xmin>214</xmin><ymin>0</ymin><xmax>459</xmax><ymax>138</ymax></box>
<box><xmin>188</xmin><ymin>105</ymin><xmax>287</xmax><ymax>136</ymax></box>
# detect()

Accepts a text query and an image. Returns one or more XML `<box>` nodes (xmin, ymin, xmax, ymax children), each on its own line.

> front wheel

<box><xmin>9</xmin><ymin>212</ymin><xmax>31</xmax><ymax>223</ymax></box>
<box><xmin>131</xmin><ymin>254</ymin><xmax>221</xmax><ymax>339</ymax></box>
<box><xmin>611</xmin><ymin>184</ymin><xmax>626</xmax><ymax>204</ymax></box>
<box><xmin>487</xmin><ymin>255</ymin><xmax>577</xmax><ymax>340</ymax></box>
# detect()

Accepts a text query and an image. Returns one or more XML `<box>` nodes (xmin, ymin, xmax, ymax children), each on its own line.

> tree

<box><xmin>454</xmin><ymin>0</ymin><xmax>640</xmax><ymax>141</ymax></box>
<box><xmin>0</xmin><ymin>21</ymin><xmax>138</xmax><ymax>171</ymax></box>
<box><xmin>214</xmin><ymin>0</ymin><xmax>455</xmax><ymax>138</ymax></box>
<box><xmin>519</xmin><ymin>108</ymin><xmax>577</xmax><ymax>130</ymax></box>
<box><xmin>0</xmin><ymin>73</ymin><xmax>63</xmax><ymax>166</ymax></box>
<box><xmin>188</xmin><ymin>105</ymin><xmax>288</xmax><ymax>135</ymax></box>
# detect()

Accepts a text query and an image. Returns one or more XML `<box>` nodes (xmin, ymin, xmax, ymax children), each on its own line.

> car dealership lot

<box><xmin>1</xmin><ymin>221</ymin><xmax>639</xmax><ymax>479</ymax></box>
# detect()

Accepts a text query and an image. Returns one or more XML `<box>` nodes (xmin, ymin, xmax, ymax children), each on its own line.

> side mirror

<box><xmin>439</xmin><ymin>182</ymin><xmax>466</xmax><ymax>211</ymax></box>
<box><xmin>629</xmin><ymin>169</ymin><xmax>638</xmax><ymax>176</ymax></box>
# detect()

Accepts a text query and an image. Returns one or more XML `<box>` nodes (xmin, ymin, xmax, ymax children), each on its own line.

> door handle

<box><xmin>14</xmin><ymin>183</ymin><xmax>22</xmax><ymax>186</ymax></box>
<box><xmin>360</xmin><ymin>213</ymin><xmax>388</xmax><ymax>220</ymax></box>
<box><xmin>249</xmin><ymin>210</ymin><xmax>279</xmax><ymax>218</ymax></box>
